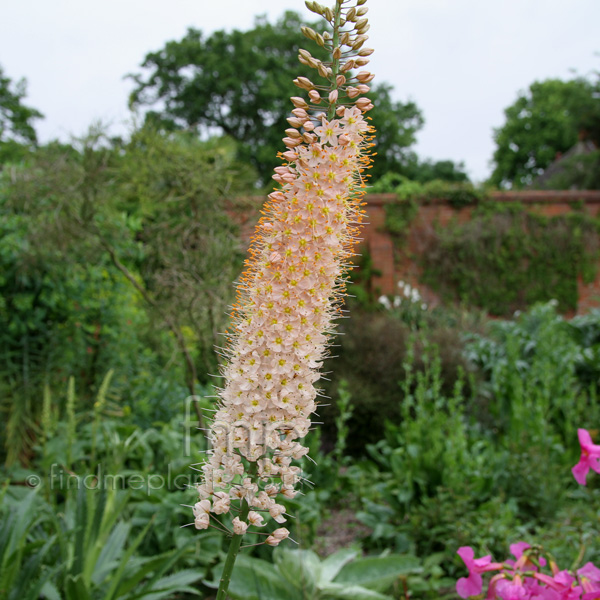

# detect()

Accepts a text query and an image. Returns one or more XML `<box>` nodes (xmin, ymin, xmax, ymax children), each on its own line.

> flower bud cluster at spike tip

<box><xmin>295</xmin><ymin>0</ymin><xmax>375</xmax><ymax>119</ymax></box>
<box><xmin>193</xmin><ymin>0</ymin><xmax>375</xmax><ymax>547</ymax></box>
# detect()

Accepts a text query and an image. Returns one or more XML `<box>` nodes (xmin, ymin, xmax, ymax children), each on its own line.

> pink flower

<box><xmin>535</xmin><ymin>571</ymin><xmax>582</xmax><ymax>599</ymax></box>
<box><xmin>579</xmin><ymin>562</ymin><xmax>600</xmax><ymax>597</ymax></box>
<box><xmin>572</xmin><ymin>429</ymin><xmax>600</xmax><ymax>485</ymax></box>
<box><xmin>495</xmin><ymin>576</ymin><xmax>530</xmax><ymax>600</ymax></box>
<box><xmin>508</xmin><ymin>542</ymin><xmax>547</xmax><ymax>571</ymax></box>
<box><xmin>456</xmin><ymin>547</ymin><xmax>504</xmax><ymax>598</ymax></box>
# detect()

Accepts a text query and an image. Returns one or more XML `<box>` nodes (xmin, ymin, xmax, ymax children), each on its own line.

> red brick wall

<box><xmin>232</xmin><ymin>191</ymin><xmax>600</xmax><ymax>315</ymax></box>
<box><xmin>362</xmin><ymin>191</ymin><xmax>600</xmax><ymax>315</ymax></box>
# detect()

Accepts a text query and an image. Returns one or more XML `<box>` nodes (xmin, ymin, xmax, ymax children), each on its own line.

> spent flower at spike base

<box><xmin>188</xmin><ymin>0</ymin><xmax>376</xmax><ymax>598</ymax></box>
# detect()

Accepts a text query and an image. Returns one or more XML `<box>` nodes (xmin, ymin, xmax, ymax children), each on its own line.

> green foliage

<box><xmin>0</xmin><ymin>64</ymin><xmax>43</xmax><ymax>164</ymax></box>
<box><xmin>534</xmin><ymin>148</ymin><xmax>600</xmax><ymax>190</ymax></box>
<box><xmin>129</xmin><ymin>12</ymin><xmax>423</xmax><ymax>184</ymax></box>
<box><xmin>421</xmin><ymin>203</ymin><xmax>600</xmax><ymax>314</ymax></box>
<box><xmin>0</xmin><ymin>124</ymin><xmax>252</xmax><ymax>464</ymax></box>
<box><xmin>206</xmin><ymin>546</ymin><xmax>421</xmax><ymax>600</ymax></box>
<box><xmin>490</xmin><ymin>75</ymin><xmax>600</xmax><ymax>188</ymax></box>
<box><xmin>0</xmin><ymin>485</ymin><xmax>206</xmax><ymax>600</ymax></box>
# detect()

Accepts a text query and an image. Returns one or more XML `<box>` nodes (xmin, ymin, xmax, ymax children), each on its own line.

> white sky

<box><xmin>1</xmin><ymin>0</ymin><xmax>598</xmax><ymax>181</ymax></box>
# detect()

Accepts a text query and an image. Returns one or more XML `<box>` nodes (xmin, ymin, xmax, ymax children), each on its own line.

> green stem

<box><xmin>327</xmin><ymin>0</ymin><xmax>343</xmax><ymax>120</ymax></box>
<box><xmin>215</xmin><ymin>498</ymin><xmax>250</xmax><ymax>600</ymax></box>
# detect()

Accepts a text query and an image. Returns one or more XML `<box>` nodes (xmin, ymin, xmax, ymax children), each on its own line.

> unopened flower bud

<box><xmin>357</xmin><ymin>0</ymin><xmax>367</xmax><ymax>4</ymax></box>
<box><xmin>302</xmin><ymin>132</ymin><xmax>317</xmax><ymax>143</ymax></box>
<box><xmin>352</xmin><ymin>35</ymin><xmax>368</xmax><ymax>51</ymax></box>
<box><xmin>290</xmin><ymin>97</ymin><xmax>309</xmax><ymax>109</ymax></box>
<box><xmin>303</xmin><ymin>120</ymin><xmax>315</xmax><ymax>132</ymax></box>
<box><xmin>324</xmin><ymin>7</ymin><xmax>333</xmax><ymax>21</ymax></box>
<box><xmin>356</xmin><ymin>23</ymin><xmax>370</xmax><ymax>34</ymax></box>
<box><xmin>308</xmin><ymin>90</ymin><xmax>321</xmax><ymax>103</ymax></box>
<box><xmin>329</xmin><ymin>89</ymin><xmax>339</xmax><ymax>103</ymax></box>
<box><xmin>315</xmin><ymin>33</ymin><xmax>325</xmax><ymax>47</ymax></box>
<box><xmin>357</xmin><ymin>84</ymin><xmax>370</xmax><ymax>93</ymax></box>
<box><xmin>299</xmin><ymin>49</ymin><xmax>312</xmax><ymax>60</ymax></box>
<box><xmin>355</xmin><ymin>18</ymin><xmax>369</xmax><ymax>29</ymax></box>
<box><xmin>346</xmin><ymin>7</ymin><xmax>356</xmax><ymax>21</ymax></box>
<box><xmin>340</xmin><ymin>32</ymin><xmax>351</xmax><ymax>46</ymax></box>
<box><xmin>287</xmin><ymin>117</ymin><xmax>304</xmax><ymax>128</ymax></box>
<box><xmin>285</xmin><ymin>128</ymin><xmax>302</xmax><ymax>139</ymax></box>
<box><xmin>292</xmin><ymin>107</ymin><xmax>309</xmax><ymax>119</ymax></box>
<box><xmin>356</xmin><ymin>70</ymin><xmax>375</xmax><ymax>83</ymax></box>
<box><xmin>304</xmin><ymin>0</ymin><xmax>316</xmax><ymax>11</ymax></box>
<box><xmin>356</xmin><ymin>6</ymin><xmax>369</xmax><ymax>15</ymax></box>
<box><xmin>294</xmin><ymin>76</ymin><xmax>314</xmax><ymax>90</ymax></box>
<box><xmin>317</xmin><ymin>63</ymin><xmax>329</xmax><ymax>78</ymax></box>
<box><xmin>340</xmin><ymin>60</ymin><xmax>355</xmax><ymax>73</ymax></box>
<box><xmin>358</xmin><ymin>47</ymin><xmax>374</xmax><ymax>57</ymax></box>
<box><xmin>355</xmin><ymin>97</ymin><xmax>371</xmax><ymax>110</ymax></box>
<box><xmin>301</xmin><ymin>26</ymin><xmax>317</xmax><ymax>40</ymax></box>
<box><xmin>282</xmin><ymin>136</ymin><xmax>302</xmax><ymax>148</ymax></box>
<box><xmin>282</xmin><ymin>150</ymin><xmax>297</xmax><ymax>161</ymax></box>
<box><xmin>336</xmin><ymin>74</ymin><xmax>346</xmax><ymax>87</ymax></box>
<box><xmin>336</xmin><ymin>105</ymin><xmax>346</xmax><ymax>116</ymax></box>
<box><xmin>355</xmin><ymin>57</ymin><xmax>370</xmax><ymax>67</ymax></box>
<box><xmin>346</xmin><ymin>86</ymin><xmax>360</xmax><ymax>98</ymax></box>
<box><xmin>333</xmin><ymin>46</ymin><xmax>342</xmax><ymax>60</ymax></box>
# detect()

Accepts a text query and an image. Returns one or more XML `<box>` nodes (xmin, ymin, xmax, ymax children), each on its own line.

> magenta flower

<box><xmin>456</xmin><ymin>547</ymin><xmax>504</xmax><ymax>598</ymax></box>
<box><xmin>572</xmin><ymin>429</ymin><xmax>600</xmax><ymax>485</ymax></box>
<box><xmin>535</xmin><ymin>571</ymin><xmax>582</xmax><ymax>599</ymax></box>
<box><xmin>508</xmin><ymin>542</ymin><xmax>547</xmax><ymax>571</ymax></box>
<box><xmin>579</xmin><ymin>562</ymin><xmax>600</xmax><ymax>598</ymax></box>
<box><xmin>495</xmin><ymin>576</ymin><xmax>530</xmax><ymax>600</ymax></box>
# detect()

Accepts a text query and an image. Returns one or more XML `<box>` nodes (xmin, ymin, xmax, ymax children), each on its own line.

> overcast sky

<box><xmin>1</xmin><ymin>0</ymin><xmax>598</xmax><ymax>181</ymax></box>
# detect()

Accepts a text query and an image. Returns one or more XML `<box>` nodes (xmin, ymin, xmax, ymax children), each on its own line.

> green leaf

<box><xmin>273</xmin><ymin>547</ymin><xmax>320</xmax><ymax>594</ymax></box>
<box><xmin>206</xmin><ymin>554</ymin><xmax>299</xmax><ymax>600</ymax></box>
<box><xmin>103</xmin><ymin>517</ymin><xmax>153</xmax><ymax>600</ymax></box>
<box><xmin>65</xmin><ymin>574</ymin><xmax>92</xmax><ymax>600</ymax></box>
<box><xmin>334</xmin><ymin>554</ymin><xmax>421</xmax><ymax>593</ymax></box>
<box><xmin>319</xmin><ymin>548</ymin><xmax>360</xmax><ymax>584</ymax></box>
<box><xmin>91</xmin><ymin>521</ymin><xmax>130</xmax><ymax>586</ymax></box>
<box><xmin>320</xmin><ymin>582</ymin><xmax>393</xmax><ymax>600</ymax></box>
<box><xmin>40</xmin><ymin>580</ymin><xmax>62</xmax><ymax>600</ymax></box>
<box><xmin>120</xmin><ymin>547</ymin><xmax>193</xmax><ymax>598</ymax></box>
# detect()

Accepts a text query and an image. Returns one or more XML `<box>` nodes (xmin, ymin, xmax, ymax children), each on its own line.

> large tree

<box><xmin>0</xmin><ymin>65</ymin><xmax>43</xmax><ymax>163</ymax></box>
<box><xmin>490</xmin><ymin>75</ymin><xmax>600</xmax><ymax>188</ymax></box>
<box><xmin>128</xmin><ymin>11</ymin><xmax>423</xmax><ymax>184</ymax></box>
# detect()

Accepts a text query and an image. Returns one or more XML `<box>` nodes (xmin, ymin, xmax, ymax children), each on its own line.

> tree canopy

<box><xmin>0</xmin><ymin>65</ymin><xmax>43</xmax><ymax>163</ymax></box>
<box><xmin>490</xmin><ymin>75</ymin><xmax>600</xmax><ymax>188</ymax></box>
<box><xmin>128</xmin><ymin>11</ymin><xmax>424</xmax><ymax>184</ymax></box>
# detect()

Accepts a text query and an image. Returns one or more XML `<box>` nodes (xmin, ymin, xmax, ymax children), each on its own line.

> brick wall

<box><xmin>231</xmin><ymin>190</ymin><xmax>600</xmax><ymax>315</ymax></box>
<box><xmin>362</xmin><ymin>190</ymin><xmax>600</xmax><ymax>314</ymax></box>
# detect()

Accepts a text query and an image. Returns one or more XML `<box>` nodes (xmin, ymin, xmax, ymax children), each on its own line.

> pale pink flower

<box><xmin>193</xmin><ymin>38</ymin><xmax>374</xmax><ymax>547</ymax></box>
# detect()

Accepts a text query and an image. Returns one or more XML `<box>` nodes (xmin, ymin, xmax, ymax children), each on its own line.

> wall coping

<box><xmin>363</xmin><ymin>190</ymin><xmax>600</xmax><ymax>206</ymax></box>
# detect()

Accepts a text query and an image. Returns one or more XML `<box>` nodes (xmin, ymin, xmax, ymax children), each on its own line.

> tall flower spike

<box><xmin>194</xmin><ymin>5</ymin><xmax>375</xmax><ymax>595</ymax></box>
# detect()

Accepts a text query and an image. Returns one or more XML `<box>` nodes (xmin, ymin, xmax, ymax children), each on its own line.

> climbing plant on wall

<box><xmin>420</xmin><ymin>203</ymin><xmax>599</xmax><ymax>315</ymax></box>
